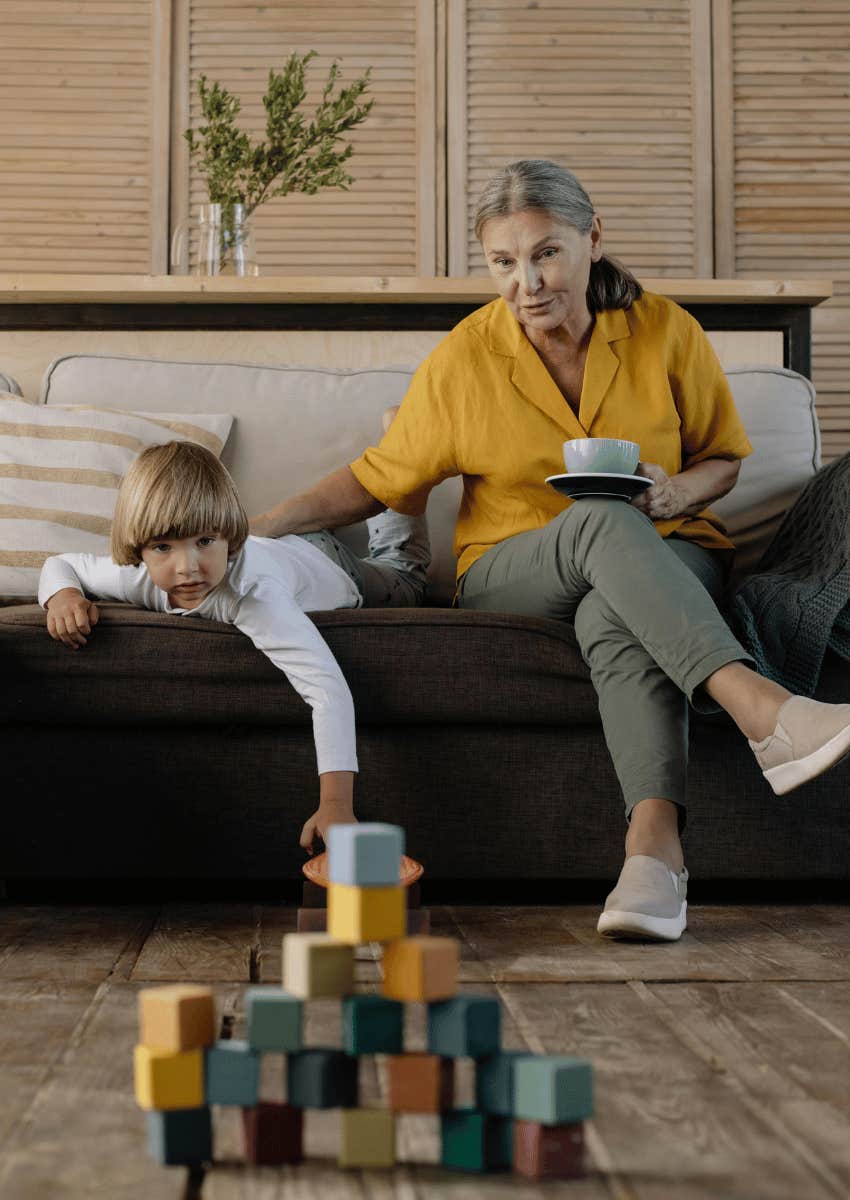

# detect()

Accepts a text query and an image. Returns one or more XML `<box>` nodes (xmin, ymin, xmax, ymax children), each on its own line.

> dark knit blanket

<box><xmin>730</xmin><ymin>451</ymin><xmax>850</xmax><ymax>696</ymax></box>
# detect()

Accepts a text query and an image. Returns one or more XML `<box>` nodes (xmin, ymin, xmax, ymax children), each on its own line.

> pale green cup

<box><xmin>562</xmin><ymin>437</ymin><xmax>640</xmax><ymax>475</ymax></box>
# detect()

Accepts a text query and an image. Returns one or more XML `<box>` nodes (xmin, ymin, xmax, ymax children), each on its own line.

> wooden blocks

<box><xmin>244</xmin><ymin>986</ymin><xmax>303</xmax><ymax>1052</ymax></box>
<box><xmin>327</xmin><ymin>822</ymin><xmax>404</xmax><ymax>885</ymax></box>
<box><xmin>146</xmin><ymin>1107</ymin><xmax>212</xmax><ymax>1166</ymax></box>
<box><xmin>132</xmin><ymin>825</ymin><xmax>594</xmax><ymax>1182</ymax></box>
<box><xmin>382</xmin><ymin>937</ymin><xmax>458</xmax><ymax>1001</ymax></box>
<box><xmin>339</xmin><ymin>1108</ymin><xmax>396</xmax><ymax>1168</ymax></box>
<box><xmin>342</xmin><ymin>994</ymin><xmax>404</xmax><ymax>1055</ymax></box>
<box><xmin>513</xmin><ymin>1119</ymin><xmax>585</xmax><ymax>1180</ymax></box>
<box><xmin>134</xmin><ymin>1045</ymin><xmax>204</xmax><ymax>1111</ymax></box>
<box><xmin>241</xmin><ymin>1102</ymin><xmax>303</xmax><ymax>1166</ymax></box>
<box><xmin>138</xmin><ymin>984</ymin><xmax>215</xmax><ymax>1052</ymax></box>
<box><xmin>475</xmin><ymin>1050</ymin><xmax>536</xmax><ymax>1115</ymax></box>
<box><xmin>513</xmin><ymin>1056</ymin><xmax>594</xmax><ymax>1124</ymax></box>
<box><xmin>282</xmin><ymin>932</ymin><xmax>354</xmax><ymax>999</ymax></box>
<box><xmin>441</xmin><ymin>1107</ymin><xmax>514</xmax><ymax>1172</ymax></box>
<box><xmin>204</xmin><ymin>1039</ymin><xmax>261</xmax><ymax>1106</ymax></box>
<box><xmin>387</xmin><ymin>1053</ymin><xmax>454</xmax><ymax>1113</ymax></box>
<box><xmin>328</xmin><ymin>881</ymin><xmax>405</xmax><ymax>944</ymax></box>
<box><xmin>427</xmin><ymin>995</ymin><xmax>501</xmax><ymax>1058</ymax></box>
<box><xmin>287</xmin><ymin>1047</ymin><xmax>358</xmax><ymax>1109</ymax></box>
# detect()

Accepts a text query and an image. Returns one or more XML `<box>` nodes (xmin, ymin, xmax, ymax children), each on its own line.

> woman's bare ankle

<box><xmin>625</xmin><ymin>798</ymin><xmax>684</xmax><ymax>874</ymax></box>
<box><xmin>705</xmin><ymin>662</ymin><xmax>792</xmax><ymax>741</ymax></box>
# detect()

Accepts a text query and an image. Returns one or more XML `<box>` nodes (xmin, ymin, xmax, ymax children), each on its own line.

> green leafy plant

<box><xmin>185</xmin><ymin>51</ymin><xmax>374</xmax><ymax>222</ymax></box>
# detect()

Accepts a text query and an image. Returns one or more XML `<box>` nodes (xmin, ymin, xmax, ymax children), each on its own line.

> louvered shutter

<box><xmin>449</xmin><ymin>0</ymin><xmax>713</xmax><ymax>278</ymax></box>
<box><xmin>0</xmin><ymin>0</ymin><xmax>162</xmax><ymax>273</ymax></box>
<box><xmin>716</xmin><ymin>0</ymin><xmax>850</xmax><ymax>461</ymax></box>
<box><xmin>181</xmin><ymin>0</ymin><xmax>426</xmax><ymax>275</ymax></box>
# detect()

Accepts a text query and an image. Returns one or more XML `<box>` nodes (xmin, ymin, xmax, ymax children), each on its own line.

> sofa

<box><xmin>1</xmin><ymin>352</ymin><xmax>847</xmax><ymax>893</ymax></box>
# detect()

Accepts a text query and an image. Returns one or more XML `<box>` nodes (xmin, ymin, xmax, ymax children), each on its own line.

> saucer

<box><xmin>303</xmin><ymin>851</ymin><xmax>424</xmax><ymax>889</ymax></box>
<box><xmin>546</xmin><ymin>472</ymin><xmax>653</xmax><ymax>501</ymax></box>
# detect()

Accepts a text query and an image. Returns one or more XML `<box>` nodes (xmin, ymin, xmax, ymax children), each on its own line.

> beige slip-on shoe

<box><xmin>749</xmin><ymin>696</ymin><xmax>850</xmax><ymax>796</ymax></box>
<box><xmin>597</xmin><ymin>855</ymin><xmax>688</xmax><ymax>942</ymax></box>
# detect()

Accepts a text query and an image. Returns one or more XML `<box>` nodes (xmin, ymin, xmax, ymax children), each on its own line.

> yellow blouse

<box><xmin>350</xmin><ymin>291</ymin><xmax>754</xmax><ymax>582</ymax></box>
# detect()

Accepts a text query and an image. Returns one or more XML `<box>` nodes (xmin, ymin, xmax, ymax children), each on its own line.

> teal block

<box><xmin>440</xmin><ymin>1106</ymin><xmax>513</xmax><ymax>1172</ymax></box>
<box><xmin>342</xmin><ymin>994</ymin><xmax>404</xmax><ymax>1054</ymax></box>
<box><xmin>513</xmin><ymin>1056</ymin><xmax>593</xmax><ymax>1124</ymax></box>
<box><xmin>287</xmin><ymin>1047</ymin><xmax>358</xmax><ymax>1109</ymax></box>
<box><xmin>205</xmin><ymin>1039</ymin><xmax>261</xmax><ymax>1106</ymax></box>
<box><xmin>245</xmin><ymin>986</ymin><xmax>303</xmax><ymax>1052</ymax></box>
<box><xmin>327</xmin><ymin>823</ymin><xmax>404</xmax><ymax>886</ymax></box>
<box><xmin>146</xmin><ymin>1106</ymin><xmax>212</xmax><ymax>1166</ymax></box>
<box><xmin>427</xmin><ymin>996</ymin><xmax>501</xmax><ymax>1059</ymax></box>
<box><xmin>476</xmin><ymin>1050</ymin><xmax>536</xmax><ymax>1115</ymax></box>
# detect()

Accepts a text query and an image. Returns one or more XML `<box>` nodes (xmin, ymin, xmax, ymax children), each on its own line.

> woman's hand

<box><xmin>631</xmin><ymin>462</ymin><xmax>690</xmax><ymax>520</ymax></box>
<box><xmin>300</xmin><ymin>771</ymin><xmax>357</xmax><ymax>854</ymax></box>
<box><xmin>45</xmin><ymin>588</ymin><xmax>99</xmax><ymax>650</ymax></box>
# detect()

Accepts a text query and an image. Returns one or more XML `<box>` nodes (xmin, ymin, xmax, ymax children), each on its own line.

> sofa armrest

<box><xmin>0</xmin><ymin>372</ymin><xmax>23</xmax><ymax>397</ymax></box>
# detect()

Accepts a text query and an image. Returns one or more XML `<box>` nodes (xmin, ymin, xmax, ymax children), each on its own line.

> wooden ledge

<box><xmin>0</xmin><ymin>274</ymin><xmax>834</xmax><ymax>306</ymax></box>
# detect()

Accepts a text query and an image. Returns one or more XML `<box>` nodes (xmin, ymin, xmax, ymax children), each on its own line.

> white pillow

<box><xmin>0</xmin><ymin>394</ymin><xmax>233</xmax><ymax>602</ymax></box>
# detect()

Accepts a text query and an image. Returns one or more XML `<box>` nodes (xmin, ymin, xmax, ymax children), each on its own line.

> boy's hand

<box><xmin>300</xmin><ymin>797</ymin><xmax>357</xmax><ymax>855</ymax></box>
<box><xmin>45</xmin><ymin>588</ymin><xmax>99</xmax><ymax>650</ymax></box>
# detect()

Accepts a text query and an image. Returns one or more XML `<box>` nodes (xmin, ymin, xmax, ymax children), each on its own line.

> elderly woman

<box><xmin>251</xmin><ymin>159</ymin><xmax>850</xmax><ymax>942</ymax></box>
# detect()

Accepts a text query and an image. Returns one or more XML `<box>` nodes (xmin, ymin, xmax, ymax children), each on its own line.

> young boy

<box><xmin>39</xmin><ymin>413</ymin><xmax>429</xmax><ymax>854</ymax></box>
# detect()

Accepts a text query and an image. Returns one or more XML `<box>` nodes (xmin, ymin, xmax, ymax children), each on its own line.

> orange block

<box><xmin>387</xmin><ymin>1054</ymin><xmax>454</xmax><ymax>1113</ymax></box>
<box><xmin>138</xmin><ymin>985</ymin><xmax>216</xmax><ymax>1052</ymax></box>
<box><xmin>382</xmin><ymin>937</ymin><xmax>458</xmax><ymax>1002</ymax></box>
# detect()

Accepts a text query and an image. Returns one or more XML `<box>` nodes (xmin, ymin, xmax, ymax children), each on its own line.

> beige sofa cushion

<box><xmin>41</xmin><ymin>353</ymin><xmax>821</xmax><ymax>598</ymax></box>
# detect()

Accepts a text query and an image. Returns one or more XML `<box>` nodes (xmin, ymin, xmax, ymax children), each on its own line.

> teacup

<box><xmin>562</xmin><ymin>437</ymin><xmax>640</xmax><ymax>475</ymax></box>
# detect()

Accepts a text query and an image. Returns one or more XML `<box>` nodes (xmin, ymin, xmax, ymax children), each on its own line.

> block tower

<box><xmin>133</xmin><ymin>822</ymin><xmax>594</xmax><ymax>1178</ymax></box>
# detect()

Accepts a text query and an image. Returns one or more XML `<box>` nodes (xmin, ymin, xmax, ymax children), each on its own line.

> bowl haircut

<box><xmin>110</xmin><ymin>440</ymin><xmax>250</xmax><ymax>566</ymax></box>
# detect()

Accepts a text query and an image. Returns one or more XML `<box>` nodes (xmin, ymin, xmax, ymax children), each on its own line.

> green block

<box><xmin>205</xmin><ymin>1039</ymin><xmax>260</xmax><ymax>1106</ymax></box>
<box><xmin>327</xmin><ymin>823</ymin><xmax>405</xmax><ymax>886</ymax></box>
<box><xmin>440</xmin><ymin>1106</ymin><xmax>513</xmax><ymax>1172</ymax></box>
<box><xmin>287</xmin><ymin>1047</ymin><xmax>358</xmax><ymax>1109</ymax></box>
<box><xmin>146</xmin><ymin>1106</ymin><xmax>212</xmax><ymax>1166</ymax></box>
<box><xmin>342</xmin><ymin>994</ymin><xmax>404</xmax><ymax>1054</ymax></box>
<box><xmin>476</xmin><ymin>1050</ymin><xmax>536</xmax><ymax>1115</ymax></box>
<box><xmin>245</xmin><ymin>986</ymin><xmax>303</xmax><ymax>1052</ymax></box>
<box><xmin>513</xmin><ymin>1056</ymin><xmax>593</xmax><ymax>1124</ymax></box>
<box><xmin>427</xmin><ymin>995</ymin><xmax>501</xmax><ymax>1058</ymax></box>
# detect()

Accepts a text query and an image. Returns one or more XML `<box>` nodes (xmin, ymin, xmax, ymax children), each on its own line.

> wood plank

<box><xmin>130</xmin><ymin>903</ymin><xmax>261</xmax><ymax>983</ymax></box>
<box><xmin>499</xmin><ymin>979</ymin><xmax>843</xmax><ymax>1199</ymax></box>
<box><xmin>0</xmin><ymin>906</ymin><xmax>156</xmax><ymax>984</ymax></box>
<box><xmin>0</xmin><ymin>980</ymin><xmax>186</xmax><ymax>1199</ymax></box>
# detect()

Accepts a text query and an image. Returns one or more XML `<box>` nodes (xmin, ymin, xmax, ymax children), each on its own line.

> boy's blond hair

<box><xmin>110</xmin><ymin>441</ymin><xmax>249</xmax><ymax>566</ymax></box>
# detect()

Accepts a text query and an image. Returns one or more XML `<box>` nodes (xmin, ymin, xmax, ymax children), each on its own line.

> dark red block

<box><xmin>513</xmin><ymin>1119</ymin><xmax>584</xmax><ymax>1180</ymax></box>
<box><xmin>296</xmin><ymin>906</ymin><xmax>430</xmax><ymax>934</ymax></box>
<box><xmin>241</xmin><ymin>1101</ymin><xmax>303</xmax><ymax>1165</ymax></box>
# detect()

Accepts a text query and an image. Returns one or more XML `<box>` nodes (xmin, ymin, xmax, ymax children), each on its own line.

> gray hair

<box><xmin>473</xmin><ymin>159</ymin><xmax>642</xmax><ymax>313</ymax></box>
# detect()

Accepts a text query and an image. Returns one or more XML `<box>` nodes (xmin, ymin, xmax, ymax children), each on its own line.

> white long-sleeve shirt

<box><xmin>38</xmin><ymin>536</ymin><xmax>362</xmax><ymax>775</ymax></box>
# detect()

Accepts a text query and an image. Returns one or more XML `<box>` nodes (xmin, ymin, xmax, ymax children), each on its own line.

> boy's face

<box><xmin>140</xmin><ymin>530</ymin><xmax>229</xmax><ymax>610</ymax></box>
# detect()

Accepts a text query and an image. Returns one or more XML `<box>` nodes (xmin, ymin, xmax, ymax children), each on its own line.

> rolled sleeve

<box><xmin>672</xmin><ymin>314</ymin><xmax>754</xmax><ymax>469</ymax></box>
<box><xmin>349</xmin><ymin>357</ymin><xmax>458</xmax><ymax>515</ymax></box>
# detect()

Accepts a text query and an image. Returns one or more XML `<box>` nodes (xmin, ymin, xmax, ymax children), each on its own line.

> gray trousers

<box><xmin>300</xmin><ymin>510</ymin><xmax>431</xmax><ymax>607</ymax></box>
<box><xmin>456</xmin><ymin>499</ymin><xmax>753</xmax><ymax>825</ymax></box>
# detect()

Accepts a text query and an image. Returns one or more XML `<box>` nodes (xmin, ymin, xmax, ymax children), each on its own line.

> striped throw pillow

<box><xmin>0</xmin><ymin>394</ymin><xmax>233</xmax><ymax>603</ymax></box>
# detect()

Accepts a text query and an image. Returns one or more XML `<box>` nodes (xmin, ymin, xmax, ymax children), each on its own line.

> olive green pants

<box><xmin>456</xmin><ymin>500</ymin><xmax>753</xmax><ymax>826</ymax></box>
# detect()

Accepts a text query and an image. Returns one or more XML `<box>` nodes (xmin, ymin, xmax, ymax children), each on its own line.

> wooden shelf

<box><xmin>0</xmin><ymin>274</ymin><xmax>834</xmax><ymax>307</ymax></box>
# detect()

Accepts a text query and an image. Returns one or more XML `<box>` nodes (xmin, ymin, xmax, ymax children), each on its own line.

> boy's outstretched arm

<box><xmin>299</xmin><ymin>770</ymin><xmax>358</xmax><ymax>854</ymax></box>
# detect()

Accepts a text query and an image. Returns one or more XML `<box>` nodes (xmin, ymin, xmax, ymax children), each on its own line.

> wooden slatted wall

<box><xmin>716</xmin><ymin>0</ymin><xmax>850</xmax><ymax>461</ymax></box>
<box><xmin>448</xmin><ymin>0</ymin><xmax>713</xmax><ymax>278</ymax></box>
<box><xmin>181</xmin><ymin>0</ymin><xmax>426</xmax><ymax>274</ymax></box>
<box><xmin>0</xmin><ymin>0</ymin><xmax>159</xmax><ymax>273</ymax></box>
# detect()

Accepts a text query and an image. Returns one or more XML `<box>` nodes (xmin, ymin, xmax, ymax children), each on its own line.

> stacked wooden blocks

<box><xmin>132</xmin><ymin>822</ymin><xmax>593</xmax><ymax>1178</ymax></box>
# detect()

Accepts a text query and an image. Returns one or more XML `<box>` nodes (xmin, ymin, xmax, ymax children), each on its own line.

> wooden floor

<box><xmin>1</xmin><ymin>903</ymin><xmax>850</xmax><ymax>1199</ymax></box>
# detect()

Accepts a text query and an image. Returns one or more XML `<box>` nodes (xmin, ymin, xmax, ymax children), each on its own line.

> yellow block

<box><xmin>282</xmin><ymin>932</ymin><xmax>355</xmax><ymax>999</ymax></box>
<box><xmin>138</xmin><ymin>984</ymin><xmax>216</xmax><ymax>1052</ymax></box>
<box><xmin>327</xmin><ymin>882</ymin><xmax>405</xmax><ymax>944</ymax></box>
<box><xmin>339</xmin><ymin>1107</ymin><xmax>396</xmax><ymax>1168</ymax></box>
<box><xmin>134</xmin><ymin>1044</ymin><xmax>204</xmax><ymax>1111</ymax></box>
<box><xmin>382</xmin><ymin>937</ymin><xmax>459</xmax><ymax>1002</ymax></box>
